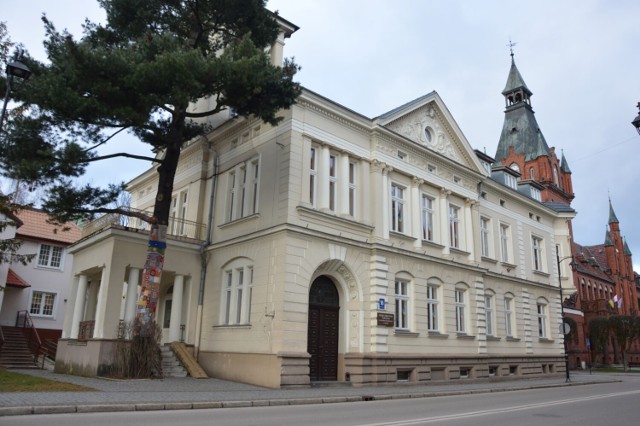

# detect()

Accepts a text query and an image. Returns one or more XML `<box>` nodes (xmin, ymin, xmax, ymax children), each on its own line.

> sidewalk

<box><xmin>0</xmin><ymin>370</ymin><xmax>618</xmax><ymax>417</ymax></box>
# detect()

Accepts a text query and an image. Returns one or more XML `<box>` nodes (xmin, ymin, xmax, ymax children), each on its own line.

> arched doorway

<box><xmin>307</xmin><ymin>276</ymin><xmax>339</xmax><ymax>381</ymax></box>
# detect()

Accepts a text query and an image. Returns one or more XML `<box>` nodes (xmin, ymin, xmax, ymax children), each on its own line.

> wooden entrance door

<box><xmin>307</xmin><ymin>276</ymin><xmax>339</xmax><ymax>381</ymax></box>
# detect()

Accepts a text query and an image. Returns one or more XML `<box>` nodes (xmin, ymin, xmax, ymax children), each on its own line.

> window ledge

<box><xmin>538</xmin><ymin>337</ymin><xmax>554</xmax><ymax>343</ymax></box>
<box><xmin>533</xmin><ymin>270</ymin><xmax>550</xmax><ymax>277</ymax></box>
<box><xmin>219</xmin><ymin>213</ymin><xmax>260</xmax><ymax>229</ymax></box>
<box><xmin>213</xmin><ymin>324</ymin><xmax>252</xmax><ymax>329</ymax></box>
<box><xmin>394</xmin><ymin>330</ymin><xmax>419</xmax><ymax>337</ymax></box>
<box><xmin>450</xmin><ymin>247</ymin><xmax>470</xmax><ymax>256</ymax></box>
<box><xmin>500</xmin><ymin>261</ymin><xmax>517</xmax><ymax>269</ymax></box>
<box><xmin>456</xmin><ymin>333</ymin><xmax>475</xmax><ymax>340</ymax></box>
<box><xmin>421</xmin><ymin>240</ymin><xmax>444</xmax><ymax>249</ymax></box>
<box><xmin>481</xmin><ymin>256</ymin><xmax>498</xmax><ymax>264</ymax></box>
<box><xmin>428</xmin><ymin>331</ymin><xmax>448</xmax><ymax>338</ymax></box>
<box><xmin>506</xmin><ymin>336</ymin><xmax>520</xmax><ymax>342</ymax></box>
<box><xmin>389</xmin><ymin>230</ymin><xmax>416</xmax><ymax>242</ymax></box>
<box><xmin>296</xmin><ymin>205</ymin><xmax>374</xmax><ymax>232</ymax></box>
<box><xmin>486</xmin><ymin>336</ymin><xmax>501</xmax><ymax>341</ymax></box>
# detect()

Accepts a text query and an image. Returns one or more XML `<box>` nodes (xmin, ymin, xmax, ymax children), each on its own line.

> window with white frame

<box><xmin>426</xmin><ymin>284</ymin><xmax>439</xmax><ymax>332</ymax></box>
<box><xmin>532</xmin><ymin>236</ymin><xmax>544</xmax><ymax>271</ymax></box>
<box><xmin>37</xmin><ymin>244</ymin><xmax>63</xmax><ymax>269</ymax></box>
<box><xmin>221</xmin><ymin>259</ymin><xmax>254</xmax><ymax>325</ymax></box>
<box><xmin>480</xmin><ymin>217</ymin><xmax>490</xmax><ymax>257</ymax></box>
<box><xmin>530</xmin><ymin>187</ymin><xmax>541</xmax><ymax>202</ymax></box>
<box><xmin>391</xmin><ymin>183</ymin><xmax>406</xmax><ymax>233</ymax></box>
<box><xmin>348</xmin><ymin>162</ymin><xmax>356</xmax><ymax>216</ymax></box>
<box><xmin>226</xmin><ymin>158</ymin><xmax>260</xmax><ymax>222</ymax></box>
<box><xmin>421</xmin><ymin>194</ymin><xmax>434</xmax><ymax>242</ymax></box>
<box><xmin>169</xmin><ymin>190</ymin><xmax>189</xmax><ymax>236</ymax></box>
<box><xmin>455</xmin><ymin>288</ymin><xmax>467</xmax><ymax>333</ymax></box>
<box><xmin>536</xmin><ymin>300</ymin><xmax>548</xmax><ymax>338</ymax></box>
<box><xmin>485</xmin><ymin>293</ymin><xmax>495</xmax><ymax>336</ymax></box>
<box><xmin>449</xmin><ymin>204</ymin><xmax>460</xmax><ymax>248</ymax></box>
<box><xmin>329</xmin><ymin>154</ymin><xmax>337</xmax><ymax>211</ymax></box>
<box><xmin>309</xmin><ymin>147</ymin><xmax>317</xmax><ymax>206</ymax></box>
<box><xmin>504</xmin><ymin>173</ymin><xmax>518</xmax><ymax>190</ymax></box>
<box><xmin>394</xmin><ymin>280</ymin><xmax>410</xmax><ymax>330</ymax></box>
<box><xmin>504</xmin><ymin>294</ymin><xmax>515</xmax><ymax>337</ymax></box>
<box><xmin>29</xmin><ymin>291</ymin><xmax>56</xmax><ymax>317</ymax></box>
<box><xmin>500</xmin><ymin>224</ymin><xmax>510</xmax><ymax>263</ymax></box>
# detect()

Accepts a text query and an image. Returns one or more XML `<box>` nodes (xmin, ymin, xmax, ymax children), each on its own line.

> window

<box><xmin>29</xmin><ymin>291</ymin><xmax>56</xmax><ymax>317</ymax></box>
<box><xmin>455</xmin><ymin>288</ymin><xmax>466</xmax><ymax>333</ymax></box>
<box><xmin>169</xmin><ymin>190</ymin><xmax>189</xmax><ymax>235</ymax></box>
<box><xmin>553</xmin><ymin>166</ymin><xmax>559</xmax><ymax>186</ymax></box>
<box><xmin>485</xmin><ymin>294</ymin><xmax>494</xmax><ymax>336</ymax></box>
<box><xmin>449</xmin><ymin>205</ymin><xmax>460</xmax><ymax>248</ymax></box>
<box><xmin>504</xmin><ymin>295</ymin><xmax>514</xmax><ymax>337</ymax></box>
<box><xmin>531</xmin><ymin>187</ymin><xmax>541</xmax><ymax>202</ymax></box>
<box><xmin>426</xmin><ymin>285</ymin><xmax>439</xmax><ymax>332</ymax></box>
<box><xmin>309</xmin><ymin>147</ymin><xmax>317</xmax><ymax>206</ymax></box>
<box><xmin>529</xmin><ymin>167</ymin><xmax>535</xmax><ymax>179</ymax></box>
<box><xmin>480</xmin><ymin>217</ymin><xmax>490</xmax><ymax>257</ymax></box>
<box><xmin>500</xmin><ymin>224</ymin><xmax>510</xmax><ymax>263</ymax></box>
<box><xmin>397</xmin><ymin>150</ymin><xmax>406</xmax><ymax>160</ymax></box>
<box><xmin>37</xmin><ymin>244</ymin><xmax>63</xmax><ymax>269</ymax></box>
<box><xmin>391</xmin><ymin>184</ymin><xmax>406</xmax><ymax>233</ymax></box>
<box><xmin>348</xmin><ymin>162</ymin><xmax>357</xmax><ymax>216</ymax></box>
<box><xmin>421</xmin><ymin>194</ymin><xmax>434</xmax><ymax>242</ymax></box>
<box><xmin>394</xmin><ymin>280</ymin><xmax>409</xmax><ymax>330</ymax></box>
<box><xmin>504</xmin><ymin>173</ymin><xmax>517</xmax><ymax>190</ymax></box>
<box><xmin>427</xmin><ymin>164</ymin><xmax>437</xmax><ymax>173</ymax></box>
<box><xmin>532</xmin><ymin>236</ymin><xmax>544</xmax><ymax>271</ymax></box>
<box><xmin>509</xmin><ymin>163</ymin><xmax>520</xmax><ymax>173</ymax></box>
<box><xmin>537</xmin><ymin>301</ymin><xmax>548</xmax><ymax>338</ymax></box>
<box><xmin>221</xmin><ymin>259</ymin><xmax>254</xmax><ymax>325</ymax></box>
<box><xmin>329</xmin><ymin>155</ymin><xmax>337</xmax><ymax>211</ymax></box>
<box><xmin>227</xmin><ymin>159</ymin><xmax>260</xmax><ymax>222</ymax></box>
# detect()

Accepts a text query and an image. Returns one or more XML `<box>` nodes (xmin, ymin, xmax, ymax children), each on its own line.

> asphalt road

<box><xmin>3</xmin><ymin>375</ymin><xmax>639</xmax><ymax>426</ymax></box>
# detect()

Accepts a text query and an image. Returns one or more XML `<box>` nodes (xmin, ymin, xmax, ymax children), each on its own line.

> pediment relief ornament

<box><xmin>387</xmin><ymin>106</ymin><xmax>460</xmax><ymax>162</ymax></box>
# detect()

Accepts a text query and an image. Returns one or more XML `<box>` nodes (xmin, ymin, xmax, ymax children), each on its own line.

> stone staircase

<box><xmin>0</xmin><ymin>326</ymin><xmax>39</xmax><ymax>369</ymax></box>
<box><xmin>160</xmin><ymin>344</ymin><xmax>188</xmax><ymax>378</ymax></box>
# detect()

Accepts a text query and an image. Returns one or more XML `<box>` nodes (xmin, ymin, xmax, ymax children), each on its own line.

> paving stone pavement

<box><xmin>0</xmin><ymin>369</ymin><xmax>618</xmax><ymax>417</ymax></box>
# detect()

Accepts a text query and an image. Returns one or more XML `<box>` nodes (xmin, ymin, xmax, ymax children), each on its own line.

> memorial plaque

<box><xmin>377</xmin><ymin>312</ymin><xmax>395</xmax><ymax>327</ymax></box>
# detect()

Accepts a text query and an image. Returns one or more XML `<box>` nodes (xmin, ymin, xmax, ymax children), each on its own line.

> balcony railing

<box><xmin>81</xmin><ymin>207</ymin><xmax>206</xmax><ymax>241</ymax></box>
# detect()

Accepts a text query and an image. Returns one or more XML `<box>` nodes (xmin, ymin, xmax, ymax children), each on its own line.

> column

<box><xmin>440</xmin><ymin>188</ymin><xmax>450</xmax><ymax>255</ymax></box>
<box><xmin>360</xmin><ymin>160</ymin><xmax>371</xmax><ymax>224</ymax></box>
<box><xmin>169</xmin><ymin>275</ymin><xmax>185</xmax><ymax>342</ymax></box>
<box><xmin>338</xmin><ymin>153</ymin><xmax>350</xmax><ymax>215</ymax></box>
<box><xmin>93</xmin><ymin>268</ymin><xmax>109</xmax><ymax>339</ymax></box>
<box><xmin>69</xmin><ymin>274</ymin><xmax>88</xmax><ymax>339</ymax></box>
<box><xmin>411</xmin><ymin>177</ymin><xmax>423</xmax><ymax>248</ymax></box>
<box><xmin>318</xmin><ymin>145</ymin><xmax>330</xmax><ymax>209</ymax></box>
<box><xmin>124</xmin><ymin>267</ymin><xmax>140</xmax><ymax>324</ymax></box>
<box><xmin>465</xmin><ymin>199</ymin><xmax>476</xmax><ymax>260</ymax></box>
<box><xmin>381</xmin><ymin>165</ymin><xmax>392</xmax><ymax>239</ymax></box>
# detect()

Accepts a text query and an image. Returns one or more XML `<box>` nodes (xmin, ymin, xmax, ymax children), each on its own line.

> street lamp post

<box><xmin>556</xmin><ymin>253</ymin><xmax>573</xmax><ymax>382</ymax></box>
<box><xmin>0</xmin><ymin>57</ymin><xmax>32</xmax><ymax>134</ymax></box>
<box><xmin>632</xmin><ymin>102</ymin><xmax>640</xmax><ymax>135</ymax></box>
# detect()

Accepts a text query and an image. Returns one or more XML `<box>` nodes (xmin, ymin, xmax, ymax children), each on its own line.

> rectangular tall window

<box><xmin>537</xmin><ymin>303</ymin><xmax>547</xmax><ymax>338</ymax></box>
<box><xmin>394</xmin><ymin>280</ymin><xmax>409</xmax><ymax>330</ymax></box>
<box><xmin>227</xmin><ymin>159</ymin><xmax>260</xmax><ymax>222</ymax></box>
<box><xmin>455</xmin><ymin>289</ymin><xmax>466</xmax><ymax>333</ymax></box>
<box><xmin>348</xmin><ymin>162</ymin><xmax>356</xmax><ymax>216</ymax></box>
<box><xmin>239</xmin><ymin>166</ymin><xmax>247</xmax><ymax>218</ymax></box>
<box><xmin>500</xmin><ymin>224</ymin><xmax>510</xmax><ymax>263</ymax></box>
<box><xmin>310</xmin><ymin>147</ymin><xmax>317</xmax><ymax>206</ymax></box>
<box><xmin>37</xmin><ymin>244</ymin><xmax>63</xmax><ymax>269</ymax></box>
<box><xmin>30</xmin><ymin>291</ymin><xmax>56</xmax><ymax>317</ymax></box>
<box><xmin>227</xmin><ymin>171</ymin><xmax>237</xmax><ymax>222</ymax></box>
<box><xmin>222</xmin><ymin>264</ymin><xmax>254</xmax><ymax>325</ymax></box>
<box><xmin>250</xmin><ymin>159</ymin><xmax>259</xmax><ymax>215</ymax></box>
<box><xmin>426</xmin><ymin>285</ymin><xmax>438</xmax><ymax>332</ymax></box>
<box><xmin>449</xmin><ymin>205</ymin><xmax>460</xmax><ymax>248</ymax></box>
<box><xmin>485</xmin><ymin>295</ymin><xmax>494</xmax><ymax>336</ymax></box>
<box><xmin>329</xmin><ymin>155</ymin><xmax>337</xmax><ymax>211</ymax></box>
<box><xmin>532</xmin><ymin>236</ymin><xmax>544</xmax><ymax>271</ymax></box>
<box><xmin>504</xmin><ymin>296</ymin><xmax>514</xmax><ymax>337</ymax></box>
<box><xmin>391</xmin><ymin>184</ymin><xmax>405</xmax><ymax>233</ymax></box>
<box><xmin>480</xmin><ymin>217</ymin><xmax>490</xmax><ymax>257</ymax></box>
<box><xmin>421</xmin><ymin>194</ymin><xmax>434</xmax><ymax>242</ymax></box>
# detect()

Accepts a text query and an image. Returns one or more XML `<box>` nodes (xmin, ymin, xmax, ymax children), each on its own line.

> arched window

<box><xmin>509</xmin><ymin>163</ymin><xmax>520</xmax><ymax>173</ymax></box>
<box><xmin>553</xmin><ymin>166</ymin><xmax>559</xmax><ymax>186</ymax></box>
<box><xmin>529</xmin><ymin>167</ymin><xmax>535</xmax><ymax>180</ymax></box>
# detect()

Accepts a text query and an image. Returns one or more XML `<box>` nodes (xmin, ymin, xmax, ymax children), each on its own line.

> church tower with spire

<box><xmin>494</xmin><ymin>53</ymin><xmax>574</xmax><ymax>205</ymax></box>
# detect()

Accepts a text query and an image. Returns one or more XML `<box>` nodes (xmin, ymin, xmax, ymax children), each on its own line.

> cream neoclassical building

<box><xmin>55</xmin><ymin>18</ymin><xmax>575</xmax><ymax>388</ymax></box>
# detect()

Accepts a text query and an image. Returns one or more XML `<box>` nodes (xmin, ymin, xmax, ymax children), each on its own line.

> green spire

<box><xmin>502</xmin><ymin>57</ymin><xmax>532</xmax><ymax>96</ymax></box>
<box><xmin>604</xmin><ymin>226</ymin><xmax>613</xmax><ymax>246</ymax></box>
<box><xmin>560</xmin><ymin>151</ymin><xmax>572</xmax><ymax>173</ymax></box>
<box><xmin>624</xmin><ymin>238</ymin><xmax>632</xmax><ymax>256</ymax></box>
<box><xmin>608</xmin><ymin>199</ymin><xmax>619</xmax><ymax>224</ymax></box>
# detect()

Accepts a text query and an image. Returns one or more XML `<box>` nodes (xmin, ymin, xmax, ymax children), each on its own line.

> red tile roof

<box><xmin>15</xmin><ymin>209</ymin><xmax>82</xmax><ymax>245</ymax></box>
<box><xmin>6</xmin><ymin>268</ymin><xmax>31</xmax><ymax>288</ymax></box>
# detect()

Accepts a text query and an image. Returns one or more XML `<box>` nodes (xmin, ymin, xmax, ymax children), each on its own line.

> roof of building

<box><xmin>560</xmin><ymin>153</ymin><xmax>572</xmax><ymax>173</ymax></box>
<box><xmin>572</xmin><ymin>242</ymin><xmax>614</xmax><ymax>283</ymax></box>
<box><xmin>604</xmin><ymin>227</ymin><xmax>613</xmax><ymax>246</ymax></box>
<box><xmin>542</xmin><ymin>201</ymin><xmax>575</xmax><ymax>213</ymax></box>
<box><xmin>14</xmin><ymin>209</ymin><xmax>82</xmax><ymax>245</ymax></box>
<box><xmin>502</xmin><ymin>57</ymin><xmax>532</xmax><ymax>96</ymax></box>
<box><xmin>608</xmin><ymin>200</ymin><xmax>619</xmax><ymax>224</ymax></box>
<box><xmin>5</xmin><ymin>268</ymin><xmax>31</xmax><ymax>288</ymax></box>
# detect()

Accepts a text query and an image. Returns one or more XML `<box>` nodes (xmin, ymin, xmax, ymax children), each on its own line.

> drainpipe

<box><xmin>194</xmin><ymin>143</ymin><xmax>218</xmax><ymax>358</ymax></box>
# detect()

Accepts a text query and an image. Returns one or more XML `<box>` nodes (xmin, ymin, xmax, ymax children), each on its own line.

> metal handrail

<box><xmin>15</xmin><ymin>310</ymin><xmax>42</xmax><ymax>363</ymax></box>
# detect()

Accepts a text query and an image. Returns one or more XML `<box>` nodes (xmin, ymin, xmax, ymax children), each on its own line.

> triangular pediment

<box><xmin>375</xmin><ymin>92</ymin><xmax>485</xmax><ymax>174</ymax></box>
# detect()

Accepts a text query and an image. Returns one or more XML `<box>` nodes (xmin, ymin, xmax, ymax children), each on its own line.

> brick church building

<box><xmin>492</xmin><ymin>53</ymin><xmax>639</xmax><ymax>369</ymax></box>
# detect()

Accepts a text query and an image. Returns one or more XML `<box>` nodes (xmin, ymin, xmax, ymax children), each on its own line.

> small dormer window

<box><xmin>504</xmin><ymin>173</ymin><xmax>517</xmax><ymax>190</ymax></box>
<box><xmin>531</xmin><ymin>187</ymin><xmax>541</xmax><ymax>202</ymax></box>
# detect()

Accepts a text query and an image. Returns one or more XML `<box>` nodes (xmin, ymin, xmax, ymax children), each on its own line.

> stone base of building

<box><xmin>54</xmin><ymin>338</ymin><xmax>119</xmax><ymax>377</ymax></box>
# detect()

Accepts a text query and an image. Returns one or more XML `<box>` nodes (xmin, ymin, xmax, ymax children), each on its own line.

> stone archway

<box><xmin>307</xmin><ymin>275</ymin><xmax>339</xmax><ymax>381</ymax></box>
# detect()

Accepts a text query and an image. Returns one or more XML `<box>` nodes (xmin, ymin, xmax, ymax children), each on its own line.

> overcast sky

<box><xmin>3</xmin><ymin>0</ymin><xmax>640</xmax><ymax>271</ymax></box>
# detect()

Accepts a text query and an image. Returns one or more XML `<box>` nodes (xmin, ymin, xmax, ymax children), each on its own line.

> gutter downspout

<box><xmin>194</xmin><ymin>143</ymin><xmax>218</xmax><ymax>358</ymax></box>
